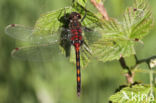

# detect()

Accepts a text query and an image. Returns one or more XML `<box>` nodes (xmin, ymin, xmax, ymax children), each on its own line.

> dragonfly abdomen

<box><xmin>75</xmin><ymin>47</ymin><xmax>81</xmax><ymax>96</ymax></box>
<box><xmin>70</xmin><ymin>29</ymin><xmax>82</xmax><ymax>43</ymax></box>
<box><xmin>68</xmin><ymin>12</ymin><xmax>83</xmax><ymax>96</ymax></box>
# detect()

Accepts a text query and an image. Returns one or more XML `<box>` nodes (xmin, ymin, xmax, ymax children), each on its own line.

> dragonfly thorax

<box><xmin>69</xmin><ymin>12</ymin><xmax>83</xmax><ymax>48</ymax></box>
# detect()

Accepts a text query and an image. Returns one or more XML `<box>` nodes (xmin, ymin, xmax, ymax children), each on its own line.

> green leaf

<box><xmin>33</xmin><ymin>2</ymin><xmax>100</xmax><ymax>36</ymax></box>
<box><xmin>90</xmin><ymin>0</ymin><xmax>153</xmax><ymax>62</ymax></box>
<box><xmin>109</xmin><ymin>84</ymin><xmax>155</xmax><ymax>103</ymax></box>
<box><xmin>122</xmin><ymin>0</ymin><xmax>153</xmax><ymax>39</ymax></box>
<box><xmin>91</xmin><ymin>39</ymin><xmax>135</xmax><ymax>62</ymax></box>
<box><xmin>33</xmin><ymin>7</ymin><xmax>69</xmax><ymax>36</ymax></box>
<box><xmin>88</xmin><ymin>19</ymin><xmax>136</xmax><ymax>62</ymax></box>
<box><xmin>74</xmin><ymin>0</ymin><xmax>87</xmax><ymax>7</ymax></box>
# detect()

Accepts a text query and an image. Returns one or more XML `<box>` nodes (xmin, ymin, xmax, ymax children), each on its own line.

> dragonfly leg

<box><xmin>63</xmin><ymin>9</ymin><xmax>69</xmax><ymax>21</ymax></box>
<box><xmin>81</xmin><ymin>9</ymin><xmax>87</xmax><ymax>22</ymax></box>
<box><xmin>72</xmin><ymin>0</ymin><xmax>75</xmax><ymax>3</ymax></box>
<box><xmin>80</xmin><ymin>40</ymin><xmax>84</xmax><ymax>46</ymax></box>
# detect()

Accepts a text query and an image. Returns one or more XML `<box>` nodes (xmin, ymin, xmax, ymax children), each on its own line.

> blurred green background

<box><xmin>0</xmin><ymin>0</ymin><xmax>156</xmax><ymax>103</ymax></box>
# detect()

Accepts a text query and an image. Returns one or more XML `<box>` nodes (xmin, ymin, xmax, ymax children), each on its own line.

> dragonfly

<box><xmin>5</xmin><ymin>9</ymin><xmax>114</xmax><ymax>96</ymax></box>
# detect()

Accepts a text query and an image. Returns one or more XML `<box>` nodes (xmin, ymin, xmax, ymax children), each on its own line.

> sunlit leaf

<box><xmin>89</xmin><ymin>18</ymin><xmax>135</xmax><ymax>62</ymax></box>
<box><xmin>33</xmin><ymin>2</ymin><xmax>100</xmax><ymax>36</ymax></box>
<box><xmin>91</xmin><ymin>0</ymin><xmax>153</xmax><ymax>62</ymax></box>
<box><xmin>109</xmin><ymin>84</ymin><xmax>155</xmax><ymax>103</ymax></box>
<box><xmin>74</xmin><ymin>0</ymin><xmax>87</xmax><ymax>7</ymax></box>
<box><xmin>91</xmin><ymin>39</ymin><xmax>135</xmax><ymax>62</ymax></box>
<box><xmin>122</xmin><ymin>0</ymin><xmax>153</xmax><ymax>39</ymax></box>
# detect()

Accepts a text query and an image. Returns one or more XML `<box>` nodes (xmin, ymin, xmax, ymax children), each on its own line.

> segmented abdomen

<box><xmin>69</xmin><ymin>21</ymin><xmax>83</xmax><ymax>96</ymax></box>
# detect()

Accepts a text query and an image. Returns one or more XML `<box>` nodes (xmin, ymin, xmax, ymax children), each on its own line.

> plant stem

<box><xmin>90</xmin><ymin>0</ymin><xmax>109</xmax><ymax>20</ymax></box>
<box><xmin>119</xmin><ymin>56</ymin><xmax>134</xmax><ymax>84</ymax></box>
<box><xmin>150</xmin><ymin>69</ymin><xmax>153</xmax><ymax>95</ymax></box>
<box><xmin>133</xmin><ymin>55</ymin><xmax>156</xmax><ymax>69</ymax></box>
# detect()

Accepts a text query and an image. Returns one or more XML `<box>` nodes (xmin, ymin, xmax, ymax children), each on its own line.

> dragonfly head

<box><xmin>69</xmin><ymin>12</ymin><xmax>81</xmax><ymax>21</ymax></box>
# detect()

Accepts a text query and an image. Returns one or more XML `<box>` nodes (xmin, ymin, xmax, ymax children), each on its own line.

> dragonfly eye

<box><xmin>69</xmin><ymin>12</ymin><xmax>81</xmax><ymax>20</ymax></box>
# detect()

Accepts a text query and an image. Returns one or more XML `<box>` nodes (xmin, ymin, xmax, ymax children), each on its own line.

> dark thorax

<box><xmin>68</xmin><ymin>12</ymin><xmax>83</xmax><ymax>47</ymax></box>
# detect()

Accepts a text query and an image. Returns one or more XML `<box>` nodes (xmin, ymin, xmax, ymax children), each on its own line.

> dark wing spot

<box><xmin>15</xmin><ymin>48</ymin><xmax>19</xmax><ymax>51</ymax></box>
<box><xmin>11</xmin><ymin>24</ymin><xmax>16</xmax><ymax>27</ymax></box>
<box><xmin>133</xmin><ymin>8</ymin><xmax>137</xmax><ymax>11</ymax></box>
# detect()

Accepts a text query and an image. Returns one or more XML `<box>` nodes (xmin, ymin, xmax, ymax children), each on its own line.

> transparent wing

<box><xmin>5</xmin><ymin>24</ymin><xmax>33</xmax><ymax>41</ymax></box>
<box><xmin>80</xmin><ymin>44</ymin><xmax>92</xmax><ymax>68</ymax></box>
<box><xmin>82</xmin><ymin>18</ymin><xmax>124</xmax><ymax>46</ymax></box>
<box><xmin>68</xmin><ymin>21</ymin><xmax>119</xmax><ymax>68</ymax></box>
<box><xmin>69</xmin><ymin>40</ymin><xmax>115</xmax><ymax>68</ymax></box>
<box><xmin>82</xmin><ymin>19</ymin><xmax>136</xmax><ymax>63</ymax></box>
<box><xmin>32</xmin><ymin>3</ymin><xmax>102</xmax><ymax>40</ymax></box>
<box><xmin>82</xmin><ymin>25</ymin><xmax>102</xmax><ymax>45</ymax></box>
<box><xmin>5</xmin><ymin>24</ymin><xmax>71</xmax><ymax>45</ymax></box>
<box><xmin>11</xmin><ymin>43</ymin><xmax>62</xmax><ymax>61</ymax></box>
<box><xmin>69</xmin><ymin>44</ymin><xmax>92</xmax><ymax>68</ymax></box>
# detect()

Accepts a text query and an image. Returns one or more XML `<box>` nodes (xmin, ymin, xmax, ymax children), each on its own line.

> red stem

<box><xmin>90</xmin><ymin>0</ymin><xmax>109</xmax><ymax>20</ymax></box>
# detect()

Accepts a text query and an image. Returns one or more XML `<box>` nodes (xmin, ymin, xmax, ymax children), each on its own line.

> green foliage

<box><xmin>32</xmin><ymin>0</ymin><xmax>153</xmax><ymax>65</ymax></box>
<box><xmin>90</xmin><ymin>0</ymin><xmax>153</xmax><ymax>62</ymax></box>
<box><xmin>7</xmin><ymin>2</ymin><xmax>101</xmax><ymax>68</ymax></box>
<box><xmin>74</xmin><ymin>0</ymin><xmax>88</xmax><ymax>7</ymax></box>
<box><xmin>33</xmin><ymin>2</ymin><xmax>100</xmax><ymax>36</ymax></box>
<box><xmin>123</xmin><ymin>0</ymin><xmax>153</xmax><ymax>39</ymax></box>
<box><xmin>109</xmin><ymin>84</ymin><xmax>155</xmax><ymax>103</ymax></box>
<box><xmin>1</xmin><ymin>0</ymin><xmax>156</xmax><ymax>103</ymax></box>
<box><xmin>90</xmin><ymin>19</ymin><xmax>136</xmax><ymax>62</ymax></box>
<box><xmin>4</xmin><ymin>0</ymin><xmax>153</xmax><ymax>67</ymax></box>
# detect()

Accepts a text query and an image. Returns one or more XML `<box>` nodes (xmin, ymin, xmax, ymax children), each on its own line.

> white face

<box><xmin>70</xmin><ymin>19</ymin><xmax>73</xmax><ymax>22</ymax></box>
<box><xmin>69</xmin><ymin>12</ymin><xmax>81</xmax><ymax>21</ymax></box>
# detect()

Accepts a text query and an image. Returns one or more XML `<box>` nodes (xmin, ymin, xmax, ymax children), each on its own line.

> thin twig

<box><xmin>133</xmin><ymin>55</ymin><xmax>156</xmax><ymax>69</ymax></box>
<box><xmin>124</xmin><ymin>72</ymin><xmax>134</xmax><ymax>84</ymax></box>
<box><xmin>90</xmin><ymin>0</ymin><xmax>109</xmax><ymax>20</ymax></box>
<box><xmin>119</xmin><ymin>56</ymin><xmax>134</xmax><ymax>84</ymax></box>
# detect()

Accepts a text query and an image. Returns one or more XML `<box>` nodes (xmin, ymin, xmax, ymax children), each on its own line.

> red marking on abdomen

<box><xmin>70</xmin><ymin>29</ymin><xmax>82</xmax><ymax>41</ymax></box>
<box><xmin>75</xmin><ymin>47</ymin><xmax>81</xmax><ymax>96</ymax></box>
<box><xmin>15</xmin><ymin>48</ymin><xmax>19</xmax><ymax>51</ymax></box>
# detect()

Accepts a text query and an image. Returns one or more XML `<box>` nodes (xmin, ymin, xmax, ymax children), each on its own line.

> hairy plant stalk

<box><xmin>124</xmin><ymin>72</ymin><xmax>134</xmax><ymax>84</ymax></box>
<box><xmin>90</xmin><ymin>0</ymin><xmax>109</xmax><ymax>20</ymax></box>
<box><xmin>150</xmin><ymin>69</ymin><xmax>154</xmax><ymax>95</ymax></box>
<box><xmin>119</xmin><ymin>56</ymin><xmax>134</xmax><ymax>84</ymax></box>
